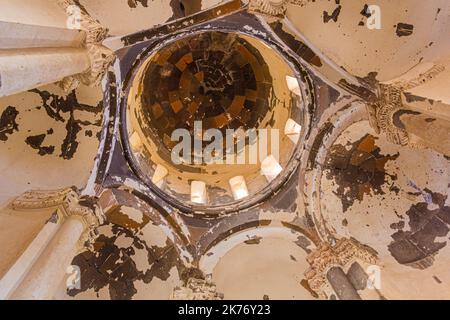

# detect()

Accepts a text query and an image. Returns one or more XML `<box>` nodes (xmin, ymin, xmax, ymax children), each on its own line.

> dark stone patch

<box><xmin>60</xmin><ymin>114</ymin><xmax>81</xmax><ymax>160</ymax></box>
<box><xmin>269</xmin><ymin>21</ymin><xmax>323</xmax><ymax>68</ymax></box>
<box><xmin>68</xmin><ymin>223</ymin><xmax>185</xmax><ymax>300</ymax></box>
<box><xmin>166</xmin><ymin>0</ymin><xmax>203</xmax><ymax>21</ymax></box>
<box><xmin>388</xmin><ymin>190</ymin><xmax>450</xmax><ymax>269</ymax></box>
<box><xmin>294</xmin><ymin>235</ymin><xmax>312</xmax><ymax>254</ymax></box>
<box><xmin>25</xmin><ymin>134</ymin><xmax>55</xmax><ymax>156</ymax></box>
<box><xmin>324</xmin><ymin>134</ymin><xmax>399</xmax><ymax>212</ymax></box>
<box><xmin>390</xmin><ymin>220</ymin><xmax>405</xmax><ymax>230</ymax></box>
<box><xmin>30</xmin><ymin>88</ymin><xmax>102</xmax><ymax>159</ymax></box>
<box><xmin>360</xmin><ymin>4</ymin><xmax>372</xmax><ymax>18</ymax></box>
<box><xmin>127</xmin><ymin>0</ymin><xmax>149</xmax><ymax>8</ymax></box>
<box><xmin>396</xmin><ymin>23</ymin><xmax>414</xmax><ymax>37</ymax></box>
<box><xmin>85</xmin><ymin>130</ymin><xmax>93</xmax><ymax>137</ymax></box>
<box><xmin>271</xmin><ymin>171</ymin><xmax>299</xmax><ymax>212</ymax></box>
<box><xmin>168</xmin><ymin>0</ymin><xmax>186</xmax><ymax>21</ymax></box>
<box><xmin>435</xmin><ymin>8</ymin><xmax>441</xmax><ymax>20</ymax></box>
<box><xmin>433</xmin><ymin>276</ymin><xmax>442</xmax><ymax>284</ymax></box>
<box><xmin>338</xmin><ymin>78</ymin><xmax>377</xmax><ymax>102</ymax></box>
<box><xmin>0</xmin><ymin>106</ymin><xmax>19</xmax><ymax>141</ymax></box>
<box><xmin>290</xmin><ymin>255</ymin><xmax>297</xmax><ymax>262</ymax></box>
<box><xmin>323</xmin><ymin>3</ymin><xmax>342</xmax><ymax>23</ymax></box>
<box><xmin>106</xmin><ymin>206</ymin><xmax>151</xmax><ymax>231</ymax></box>
<box><xmin>78</xmin><ymin>195</ymin><xmax>100</xmax><ymax>213</ymax></box>
<box><xmin>403</xmin><ymin>92</ymin><xmax>427</xmax><ymax>103</ymax></box>
<box><xmin>263</xmin><ymin>294</ymin><xmax>270</xmax><ymax>300</ymax></box>
<box><xmin>357</xmin><ymin>71</ymin><xmax>379</xmax><ymax>88</ymax></box>
<box><xmin>392</xmin><ymin>110</ymin><xmax>421</xmax><ymax>130</ymax></box>
<box><xmin>300</xmin><ymin>279</ymin><xmax>319</xmax><ymax>299</ymax></box>
<box><xmin>244</xmin><ymin>236</ymin><xmax>262</xmax><ymax>245</ymax></box>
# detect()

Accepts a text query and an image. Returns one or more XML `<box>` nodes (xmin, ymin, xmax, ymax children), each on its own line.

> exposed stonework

<box><xmin>304</xmin><ymin>238</ymin><xmax>378</xmax><ymax>299</ymax></box>
<box><xmin>172</xmin><ymin>278</ymin><xmax>224</xmax><ymax>300</ymax></box>
<box><xmin>11</xmin><ymin>188</ymin><xmax>104</xmax><ymax>250</ymax></box>
<box><xmin>367</xmin><ymin>64</ymin><xmax>446</xmax><ymax>146</ymax></box>
<box><xmin>388</xmin><ymin>190</ymin><xmax>450</xmax><ymax>270</ymax></box>
<box><xmin>57</xmin><ymin>0</ymin><xmax>115</xmax><ymax>91</ymax></box>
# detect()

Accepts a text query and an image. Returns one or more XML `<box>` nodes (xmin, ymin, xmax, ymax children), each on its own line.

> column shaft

<box><xmin>394</xmin><ymin>110</ymin><xmax>450</xmax><ymax>157</ymax></box>
<box><xmin>0</xmin><ymin>21</ymin><xmax>86</xmax><ymax>49</ymax></box>
<box><xmin>0</xmin><ymin>47</ymin><xmax>90</xmax><ymax>97</ymax></box>
<box><xmin>10</xmin><ymin>217</ymin><xmax>84</xmax><ymax>300</ymax></box>
<box><xmin>326</xmin><ymin>266</ymin><xmax>362</xmax><ymax>300</ymax></box>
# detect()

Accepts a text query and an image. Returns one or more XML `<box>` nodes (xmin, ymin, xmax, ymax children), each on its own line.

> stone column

<box><xmin>0</xmin><ymin>47</ymin><xmax>91</xmax><ymax>97</ymax></box>
<box><xmin>367</xmin><ymin>63</ymin><xmax>450</xmax><ymax>157</ymax></box>
<box><xmin>3</xmin><ymin>189</ymin><xmax>104</xmax><ymax>300</ymax></box>
<box><xmin>0</xmin><ymin>21</ymin><xmax>86</xmax><ymax>49</ymax></box>
<box><xmin>326</xmin><ymin>266</ymin><xmax>361</xmax><ymax>300</ymax></box>
<box><xmin>10</xmin><ymin>216</ymin><xmax>84</xmax><ymax>300</ymax></box>
<box><xmin>304</xmin><ymin>238</ymin><xmax>378</xmax><ymax>300</ymax></box>
<box><xmin>393</xmin><ymin>110</ymin><xmax>450</xmax><ymax>157</ymax></box>
<box><xmin>0</xmin><ymin>0</ymin><xmax>114</xmax><ymax>97</ymax></box>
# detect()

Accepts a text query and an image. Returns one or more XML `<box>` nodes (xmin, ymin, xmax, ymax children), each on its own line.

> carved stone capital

<box><xmin>249</xmin><ymin>0</ymin><xmax>288</xmax><ymax>17</ymax></box>
<box><xmin>57</xmin><ymin>0</ymin><xmax>115</xmax><ymax>91</ymax></box>
<box><xmin>171</xmin><ymin>278</ymin><xmax>224</xmax><ymax>300</ymax></box>
<box><xmin>367</xmin><ymin>84</ymin><xmax>410</xmax><ymax>146</ymax></box>
<box><xmin>367</xmin><ymin>64</ymin><xmax>445</xmax><ymax>146</ymax></box>
<box><xmin>304</xmin><ymin>238</ymin><xmax>377</xmax><ymax>298</ymax></box>
<box><xmin>11</xmin><ymin>188</ymin><xmax>105</xmax><ymax>250</ymax></box>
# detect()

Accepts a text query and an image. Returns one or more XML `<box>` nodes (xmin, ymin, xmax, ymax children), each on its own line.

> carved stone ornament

<box><xmin>171</xmin><ymin>278</ymin><xmax>224</xmax><ymax>300</ymax></box>
<box><xmin>249</xmin><ymin>0</ymin><xmax>288</xmax><ymax>17</ymax></box>
<box><xmin>304</xmin><ymin>238</ymin><xmax>378</xmax><ymax>298</ymax></box>
<box><xmin>367</xmin><ymin>64</ymin><xmax>445</xmax><ymax>146</ymax></box>
<box><xmin>11</xmin><ymin>188</ymin><xmax>105</xmax><ymax>250</ymax></box>
<box><xmin>367</xmin><ymin>84</ymin><xmax>410</xmax><ymax>146</ymax></box>
<box><xmin>57</xmin><ymin>0</ymin><xmax>115</xmax><ymax>91</ymax></box>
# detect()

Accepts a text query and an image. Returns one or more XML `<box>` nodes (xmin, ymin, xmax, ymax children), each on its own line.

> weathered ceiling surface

<box><xmin>0</xmin><ymin>0</ymin><xmax>449</xmax><ymax>301</ymax></box>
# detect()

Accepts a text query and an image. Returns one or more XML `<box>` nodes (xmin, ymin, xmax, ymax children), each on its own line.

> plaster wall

<box><xmin>0</xmin><ymin>84</ymin><xmax>103</xmax><ymax>207</ymax></box>
<box><xmin>286</xmin><ymin>0</ymin><xmax>450</xmax><ymax>82</ymax></box>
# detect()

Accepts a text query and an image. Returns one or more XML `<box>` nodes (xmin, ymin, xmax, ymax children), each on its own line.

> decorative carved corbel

<box><xmin>171</xmin><ymin>278</ymin><xmax>224</xmax><ymax>300</ymax></box>
<box><xmin>57</xmin><ymin>0</ymin><xmax>115</xmax><ymax>92</ymax></box>
<box><xmin>304</xmin><ymin>238</ymin><xmax>378</xmax><ymax>299</ymax></box>
<box><xmin>367</xmin><ymin>64</ymin><xmax>445</xmax><ymax>147</ymax></box>
<box><xmin>249</xmin><ymin>0</ymin><xmax>288</xmax><ymax>17</ymax></box>
<box><xmin>367</xmin><ymin>84</ymin><xmax>410</xmax><ymax>146</ymax></box>
<box><xmin>11</xmin><ymin>188</ymin><xmax>105</xmax><ymax>250</ymax></box>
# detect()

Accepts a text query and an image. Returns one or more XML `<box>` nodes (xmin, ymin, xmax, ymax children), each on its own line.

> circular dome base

<box><xmin>124</xmin><ymin>31</ymin><xmax>308</xmax><ymax>214</ymax></box>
